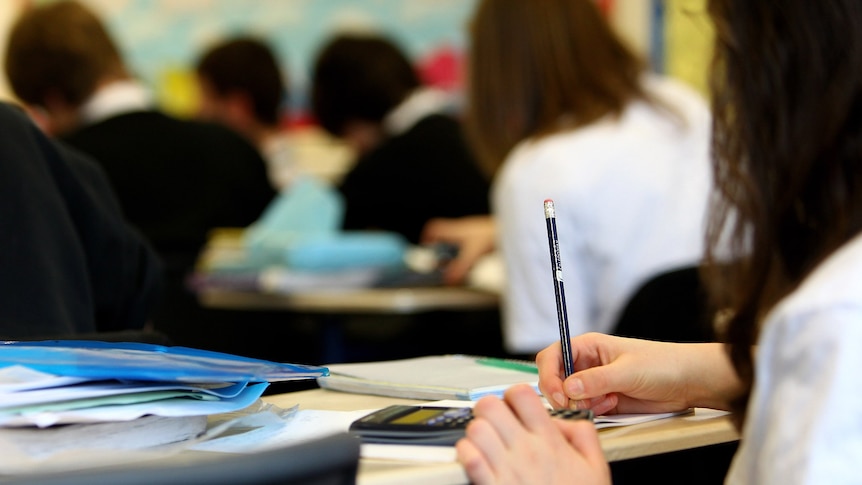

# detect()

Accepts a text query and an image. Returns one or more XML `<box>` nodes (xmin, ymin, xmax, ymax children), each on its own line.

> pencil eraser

<box><xmin>544</xmin><ymin>199</ymin><xmax>555</xmax><ymax>218</ymax></box>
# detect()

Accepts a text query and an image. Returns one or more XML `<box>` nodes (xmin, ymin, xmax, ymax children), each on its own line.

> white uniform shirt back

<box><xmin>492</xmin><ymin>75</ymin><xmax>712</xmax><ymax>353</ymax></box>
<box><xmin>725</xmin><ymin>232</ymin><xmax>862</xmax><ymax>484</ymax></box>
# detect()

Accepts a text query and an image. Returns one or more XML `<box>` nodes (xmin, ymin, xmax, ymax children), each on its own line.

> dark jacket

<box><xmin>62</xmin><ymin>110</ymin><xmax>274</xmax><ymax>337</ymax></box>
<box><xmin>338</xmin><ymin>114</ymin><xmax>490</xmax><ymax>244</ymax></box>
<box><xmin>63</xmin><ymin>111</ymin><xmax>275</xmax><ymax>265</ymax></box>
<box><xmin>0</xmin><ymin>104</ymin><xmax>161</xmax><ymax>338</ymax></box>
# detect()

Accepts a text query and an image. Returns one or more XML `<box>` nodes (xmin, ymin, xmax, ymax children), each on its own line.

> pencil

<box><xmin>543</xmin><ymin>199</ymin><xmax>575</xmax><ymax>377</ymax></box>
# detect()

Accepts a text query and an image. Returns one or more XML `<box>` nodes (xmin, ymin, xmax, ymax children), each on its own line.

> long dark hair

<box><xmin>705</xmin><ymin>0</ymin><xmax>862</xmax><ymax>425</ymax></box>
<box><xmin>465</xmin><ymin>0</ymin><xmax>650</xmax><ymax>175</ymax></box>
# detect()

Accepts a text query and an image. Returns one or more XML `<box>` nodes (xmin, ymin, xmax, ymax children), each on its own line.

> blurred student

<box><xmin>4</xmin><ymin>0</ymin><xmax>275</xmax><ymax>335</ymax></box>
<box><xmin>425</xmin><ymin>0</ymin><xmax>712</xmax><ymax>355</ymax></box>
<box><xmin>310</xmin><ymin>33</ymin><xmax>490</xmax><ymax>244</ymax></box>
<box><xmin>458</xmin><ymin>1</ymin><xmax>862</xmax><ymax>483</ymax></box>
<box><xmin>195</xmin><ymin>37</ymin><xmax>296</xmax><ymax>191</ymax></box>
<box><xmin>0</xmin><ymin>102</ymin><xmax>161</xmax><ymax>340</ymax></box>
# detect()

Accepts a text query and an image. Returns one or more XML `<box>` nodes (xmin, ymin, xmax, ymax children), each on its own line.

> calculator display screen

<box><xmin>391</xmin><ymin>408</ymin><xmax>445</xmax><ymax>425</ymax></box>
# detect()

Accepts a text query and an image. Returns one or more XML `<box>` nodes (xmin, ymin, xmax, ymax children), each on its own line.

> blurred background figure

<box><xmin>310</xmin><ymin>33</ymin><xmax>491</xmax><ymax>245</ymax></box>
<box><xmin>427</xmin><ymin>0</ymin><xmax>713</xmax><ymax>356</ymax></box>
<box><xmin>0</xmin><ymin>102</ymin><xmax>162</xmax><ymax>341</ymax></box>
<box><xmin>195</xmin><ymin>37</ymin><xmax>298</xmax><ymax>192</ymax></box>
<box><xmin>4</xmin><ymin>0</ymin><xmax>275</xmax><ymax>344</ymax></box>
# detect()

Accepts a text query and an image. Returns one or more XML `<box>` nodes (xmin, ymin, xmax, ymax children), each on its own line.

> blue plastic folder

<box><xmin>0</xmin><ymin>341</ymin><xmax>328</xmax><ymax>383</ymax></box>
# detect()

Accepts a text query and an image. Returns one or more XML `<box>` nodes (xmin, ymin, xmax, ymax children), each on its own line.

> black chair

<box><xmin>3</xmin><ymin>433</ymin><xmax>360</xmax><ymax>485</ymax></box>
<box><xmin>612</xmin><ymin>266</ymin><xmax>715</xmax><ymax>343</ymax></box>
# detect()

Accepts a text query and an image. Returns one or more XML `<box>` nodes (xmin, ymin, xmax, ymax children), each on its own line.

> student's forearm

<box><xmin>681</xmin><ymin>343</ymin><xmax>746</xmax><ymax>411</ymax></box>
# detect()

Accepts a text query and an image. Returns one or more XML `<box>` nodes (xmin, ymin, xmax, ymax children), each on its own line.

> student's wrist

<box><xmin>681</xmin><ymin>343</ymin><xmax>743</xmax><ymax>411</ymax></box>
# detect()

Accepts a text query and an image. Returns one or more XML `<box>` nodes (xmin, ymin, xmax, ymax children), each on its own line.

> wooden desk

<box><xmin>199</xmin><ymin>286</ymin><xmax>499</xmax><ymax>363</ymax></box>
<box><xmin>199</xmin><ymin>286</ymin><xmax>499</xmax><ymax>314</ymax></box>
<box><xmin>196</xmin><ymin>229</ymin><xmax>502</xmax><ymax>362</ymax></box>
<box><xmin>3</xmin><ymin>389</ymin><xmax>735</xmax><ymax>484</ymax></box>
<box><xmin>197</xmin><ymin>229</ymin><xmax>498</xmax><ymax>314</ymax></box>
<box><xmin>264</xmin><ymin>388</ymin><xmax>739</xmax><ymax>485</ymax></box>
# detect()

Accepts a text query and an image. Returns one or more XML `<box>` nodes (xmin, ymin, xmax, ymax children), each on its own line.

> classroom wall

<box><xmin>664</xmin><ymin>0</ymin><xmax>714</xmax><ymax>96</ymax></box>
<box><xmin>0</xmin><ymin>0</ymin><xmax>714</xmax><ymax>114</ymax></box>
<box><xmin>0</xmin><ymin>0</ymin><xmax>26</xmax><ymax>101</ymax></box>
<box><xmin>71</xmin><ymin>0</ymin><xmax>479</xmax><ymax>120</ymax></box>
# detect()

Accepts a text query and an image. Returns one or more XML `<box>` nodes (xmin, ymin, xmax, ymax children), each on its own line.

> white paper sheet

<box><xmin>0</xmin><ymin>366</ymin><xmax>87</xmax><ymax>392</ymax></box>
<box><xmin>191</xmin><ymin>407</ymin><xmax>370</xmax><ymax>453</ymax></box>
<box><xmin>0</xmin><ymin>382</ymin><xmax>269</xmax><ymax>427</ymax></box>
<box><xmin>0</xmin><ymin>401</ymin><xmax>295</xmax><ymax>474</ymax></box>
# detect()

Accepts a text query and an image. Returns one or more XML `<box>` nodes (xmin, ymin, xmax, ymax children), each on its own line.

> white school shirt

<box><xmin>492</xmin><ymin>75</ymin><xmax>712</xmax><ymax>353</ymax></box>
<box><xmin>725</xmin><ymin>233</ymin><xmax>862</xmax><ymax>484</ymax></box>
<box><xmin>261</xmin><ymin>132</ymin><xmax>297</xmax><ymax>192</ymax></box>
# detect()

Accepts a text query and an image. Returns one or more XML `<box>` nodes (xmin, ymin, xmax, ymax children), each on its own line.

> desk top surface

<box><xmin>264</xmin><ymin>388</ymin><xmax>739</xmax><ymax>485</ymax></box>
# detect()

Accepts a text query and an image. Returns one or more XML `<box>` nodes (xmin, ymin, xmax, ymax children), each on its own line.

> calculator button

<box><xmin>442</xmin><ymin>408</ymin><xmax>471</xmax><ymax>418</ymax></box>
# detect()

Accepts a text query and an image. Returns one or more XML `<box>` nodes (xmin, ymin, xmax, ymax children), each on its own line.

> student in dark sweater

<box><xmin>0</xmin><ymin>103</ymin><xmax>161</xmax><ymax>339</ymax></box>
<box><xmin>4</xmin><ymin>1</ymin><xmax>274</xmax><ymax>339</ymax></box>
<box><xmin>311</xmin><ymin>33</ymin><xmax>490</xmax><ymax>244</ymax></box>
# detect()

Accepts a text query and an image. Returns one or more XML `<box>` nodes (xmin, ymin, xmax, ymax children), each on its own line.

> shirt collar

<box><xmin>79</xmin><ymin>80</ymin><xmax>153</xmax><ymax>125</ymax></box>
<box><xmin>382</xmin><ymin>87</ymin><xmax>453</xmax><ymax>136</ymax></box>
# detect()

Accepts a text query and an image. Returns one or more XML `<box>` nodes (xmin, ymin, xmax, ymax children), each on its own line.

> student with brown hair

<box><xmin>311</xmin><ymin>33</ymin><xmax>490</xmax><ymax>245</ymax></box>
<box><xmin>427</xmin><ymin>0</ymin><xmax>712</xmax><ymax>355</ymax></box>
<box><xmin>458</xmin><ymin>0</ymin><xmax>862</xmax><ymax>483</ymax></box>
<box><xmin>4</xmin><ymin>1</ymin><xmax>274</xmax><ymax>340</ymax></box>
<box><xmin>195</xmin><ymin>37</ymin><xmax>296</xmax><ymax>191</ymax></box>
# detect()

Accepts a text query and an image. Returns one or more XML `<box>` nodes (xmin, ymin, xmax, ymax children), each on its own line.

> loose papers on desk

<box><xmin>190</xmin><ymin>398</ymin><xmax>709</xmax><ymax>466</ymax></box>
<box><xmin>0</xmin><ymin>341</ymin><xmax>327</xmax><ymax>473</ymax></box>
<box><xmin>317</xmin><ymin>355</ymin><xmax>540</xmax><ymax>400</ymax></box>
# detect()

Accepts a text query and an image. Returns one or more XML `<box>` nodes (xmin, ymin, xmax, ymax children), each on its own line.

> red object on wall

<box><xmin>417</xmin><ymin>45</ymin><xmax>462</xmax><ymax>92</ymax></box>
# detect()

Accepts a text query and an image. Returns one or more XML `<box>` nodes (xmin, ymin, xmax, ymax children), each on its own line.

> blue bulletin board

<box><xmin>75</xmin><ymin>0</ymin><xmax>477</xmax><ymax>119</ymax></box>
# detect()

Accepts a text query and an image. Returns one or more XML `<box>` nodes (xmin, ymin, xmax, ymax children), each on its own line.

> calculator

<box><xmin>349</xmin><ymin>404</ymin><xmax>593</xmax><ymax>445</ymax></box>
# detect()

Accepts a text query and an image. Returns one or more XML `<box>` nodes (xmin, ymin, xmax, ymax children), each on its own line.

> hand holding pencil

<box><xmin>537</xmin><ymin>200</ymin><xmax>713</xmax><ymax>414</ymax></box>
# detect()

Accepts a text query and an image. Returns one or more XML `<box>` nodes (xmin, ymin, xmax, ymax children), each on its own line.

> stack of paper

<box><xmin>0</xmin><ymin>340</ymin><xmax>327</xmax><ymax>473</ymax></box>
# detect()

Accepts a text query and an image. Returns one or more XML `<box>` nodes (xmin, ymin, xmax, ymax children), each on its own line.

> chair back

<box><xmin>612</xmin><ymin>266</ymin><xmax>715</xmax><ymax>342</ymax></box>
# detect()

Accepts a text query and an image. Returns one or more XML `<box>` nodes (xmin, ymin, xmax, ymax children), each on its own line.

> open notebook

<box><xmin>317</xmin><ymin>355</ymin><xmax>539</xmax><ymax>400</ymax></box>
